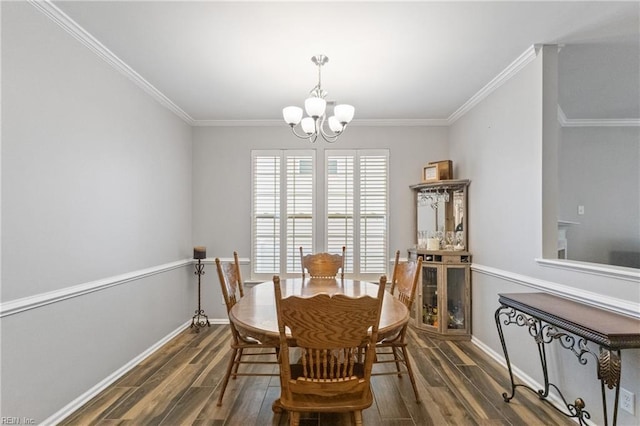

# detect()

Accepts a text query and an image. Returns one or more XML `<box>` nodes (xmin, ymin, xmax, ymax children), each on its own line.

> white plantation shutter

<box><xmin>252</xmin><ymin>150</ymin><xmax>314</xmax><ymax>277</ymax></box>
<box><xmin>359</xmin><ymin>154</ymin><xmax>388</xmax><ymax>273</ymax></box>
<box><xmin>286</xmin><ymin>156</ymin><xmax>314</xmax><ymax>273</ymax></box>
<box><xmin>252</xmin><ymin>154</ymin><xmax>281</xmax><ymax>274</ymax></box>
<box><xmin>326</xmin><ymin>156</ymin><xmax>354</xmax><ymax>273</ymax></box>
<box><xmin>327</xmin><ymin>150</ymin><xmax>388</xmax><ymax>276</ymax></box>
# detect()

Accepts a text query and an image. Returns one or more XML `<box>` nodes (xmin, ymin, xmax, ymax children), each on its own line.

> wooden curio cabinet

<box><xmin>409</xmin><ymin>179</ymin><xmax>471</xmax><ymax>340</ymax></box>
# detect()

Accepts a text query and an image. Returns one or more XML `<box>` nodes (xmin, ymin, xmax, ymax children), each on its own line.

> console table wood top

<box><xmin>499</xmin><ymin>292</ymin><xmax>640</xmax><ymax>350</ymax></box>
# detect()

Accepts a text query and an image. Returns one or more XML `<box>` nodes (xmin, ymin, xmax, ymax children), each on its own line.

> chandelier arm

<box><xmin>289</xmin><ymin>125</ymin><xmax>316</xmax><ymax>141</ymax></box>
<box><xmin>320</xmin><ymin>133</ymin><xmax>339</xmax><ymax>143</ymax></box>
<box><xmin>317</xmin><ymin>119</ymin><xmax>341</xmax><ymax>143</ymax></box>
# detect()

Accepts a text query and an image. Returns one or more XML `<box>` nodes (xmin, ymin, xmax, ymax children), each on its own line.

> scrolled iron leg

<box><xmin>495</xmin><ymin>305</ymin><xmax>517</xmax><ymax>402</ymax></box>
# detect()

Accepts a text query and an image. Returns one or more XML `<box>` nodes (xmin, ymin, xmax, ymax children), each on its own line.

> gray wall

<box><xmin>191</xmin><ymin>125</ymin><xmax>449</xmax><ymax>319</ymax></box>
<box><xmin>449</xmin><ymin>49</ymin><xmax>640</xmax><ymax>426</ymax></box>
<box><xmin>559</xmin><ymin>126</ymin><xmax>640</xmax><ymax>267</ymax></box>
<box><xmin>3</xmin><ymin>2</ymin><xmax>639</xmax><ymax>424</ymax></box>
<box><xmin>1</xmin><ymin>2</ymin><xmax>194</xmax><ymax>422</ymax></box>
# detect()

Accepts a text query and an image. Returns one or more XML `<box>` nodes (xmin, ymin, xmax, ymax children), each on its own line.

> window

<box><xmin>252</xmin><ymin>149</ymin><xmax>388</xmax><ymax>279</ymax></box>
<box><xmin>327</xmin><ymin>150</ymin><xmax>389</xmax><ymax>278</ymax></box>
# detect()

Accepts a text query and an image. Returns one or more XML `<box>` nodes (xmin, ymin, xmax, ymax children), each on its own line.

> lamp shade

<box><xmin>301</xmin><ymin>117</ymin><xmax>315</xmax><ymax>135</ymax></box>
<box><xmin>304</xmin><ymin>97</ymin><xmax>327</xmax><ymax>118</ymax></box>
<box><xmin>328</xmin><ymin>116</ymin><xmax>343</xmax><ymax>133</ymax></box>
<box><xmin>282</xmin><ymin>106</ymin><xmax>303</xmax><ymax>125</ymax></box>
<box><xmin>334</xmin><ymin>104</ymin><xmax>355</xmax><ymax>124</ymax></box>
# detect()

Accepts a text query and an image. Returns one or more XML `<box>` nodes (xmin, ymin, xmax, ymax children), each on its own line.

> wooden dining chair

<box><xmin>299</xmin><ymin>246</ymin><xmax>346</xmax><ymax>278</ymax></box>
<box><xmin>273</xmin><ymin>274</ymin><xmax>386</xmax><ymax>426</ymax></box>
<box><xmin>215</xmin><ymin>253</ymin><xmax>279</xmax><ymax>406</ymax></box>
<box><xmin>373</xmin><ymin>250</ymin><xmax>423</xmax><ymax>401</ymax></box>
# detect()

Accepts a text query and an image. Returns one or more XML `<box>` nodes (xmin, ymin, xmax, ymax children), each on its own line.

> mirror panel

<box><xmin>413</xmin><ymin>180</ymin><xmax>469</xmax><ymax>251</ymax></box>
<box><xmin>417</xmin><ymin>191</ymin><xmax>446</xmax><ymax>233</ymax></box>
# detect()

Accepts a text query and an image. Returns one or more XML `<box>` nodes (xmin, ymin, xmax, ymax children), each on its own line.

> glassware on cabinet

<box><xmin>454</xmin><ymin>231</ymin><xmax>465</xmax><ymax>251</ymax></box>
<box><xmin>422</xmin><ymin>265</ymin><xmax>438</xmax><ymax>328</ymax></box>
<box><xmin>436</xmin><ymin>230</ymin><xmax>444</xmax><ymax>250</ymax></box>
<box><xmin>446</xmin><ymin>267</ymin><xmax>466</xmax><ymax>330</ymax></box>
<box><xmin>445</xmin><ymin>231</ymin><xmax>455</xmax><ymax>250</ymax></box>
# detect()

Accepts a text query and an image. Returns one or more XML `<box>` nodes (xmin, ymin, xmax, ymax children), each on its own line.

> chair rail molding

<box><xmin>472</xmin><ymin>263</ymin><xmax>640</xmax><ymax>319</ymax></box>
<box><xmin>0</xmin><ymin>259</ymin><xmax>192</xmax><ymax>318</ymax></box>
<box><xmin>536</xmin><ymin>258</ymin><xmax>640</xmax><ymax>282</ymax></box>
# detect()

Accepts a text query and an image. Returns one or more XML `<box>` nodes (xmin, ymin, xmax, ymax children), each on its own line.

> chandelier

<box><xmin>282</xmin><ymin>55</ymin><xmax>355</xmax><ymax>143</ymax></box>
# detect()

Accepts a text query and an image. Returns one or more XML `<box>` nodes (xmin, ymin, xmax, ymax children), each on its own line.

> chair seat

<box><xmin>376</xmin><ymin>326</ymin><xmax>403</xmax><ymax>343</ymax></box>
<box><xmin>282</xmin><ymin>364</ymin><xmax>372</xmax><ymax>411</ymax></box>
<box><xmin>279</xmin><ymin>391</ymin><xmax>373</xmax><ymax>412</ymax></box>
<box><xmin>237</xmin><ymin>332</ymin><xmax>279</xmax><ymax>346</ymax></box>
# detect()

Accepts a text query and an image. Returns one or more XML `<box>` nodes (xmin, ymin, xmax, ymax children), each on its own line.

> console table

<box><xmin>495</xmin><ymin>292</ymin><xmax>640</xmax><ymax>426</ymax></box>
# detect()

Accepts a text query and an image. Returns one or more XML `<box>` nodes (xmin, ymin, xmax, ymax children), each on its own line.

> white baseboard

<box><xmin>42</xmin><ymin>320</ymin><xmax>192</xmax><ymax>425</ymax></box>
<box><xmin>471</xmin><ymin>336</ymin><xmax>590</xmax><ymax>425</ymax></box>
<box><xmin>42</xmin><ymin>317</ymin><xmax>231</xmax><ymax>425</ymax></box>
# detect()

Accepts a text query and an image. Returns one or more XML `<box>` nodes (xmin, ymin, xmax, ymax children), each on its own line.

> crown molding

<box><xmin>558</xmin><ymin>105</ymin><xmax>639</xmax><ymax>127</ymax></box>
<box><xmin>447</xmin><ymin>45</ymin><xmax>541</xmax><ymax>125</ymax></box>
<box><xmin>557</xmin><ymin>105</ymin><xmax>568</xmax><ymax>126</ymax></box>
<box><xmin>28</xmin><ymin>0</ymin><xmax>195</xmax><ymax>125</ymax></box>
<box><xmin>350</xmin><ymin>118</ymin><xmax>449</xmax><ymax>127</ymax></box>
<box><xmin>192</xmin><ymin>119</ymin><xmax>281</xmax><ymax>127</ymax></box>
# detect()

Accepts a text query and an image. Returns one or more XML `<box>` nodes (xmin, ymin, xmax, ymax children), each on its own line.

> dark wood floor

<box><xmin>61</xmin><ymin>324</ymin><xmax>574</xmax><ymax>425</ymax></box>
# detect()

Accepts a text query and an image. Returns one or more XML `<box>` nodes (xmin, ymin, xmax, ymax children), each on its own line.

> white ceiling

<box><xmin>51</xmin><ymin>1</ymin><xmax>640</xmax><ymax>124</ymax></box>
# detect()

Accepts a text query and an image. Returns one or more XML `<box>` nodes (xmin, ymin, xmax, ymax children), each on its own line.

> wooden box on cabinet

<box><xmin>429</xmin><ymin>160</ymin><xmax>453</xmax><ymax>180</ymax></box>
<box><xmin>408</xmin><ymin>250</ymin><xmax>471</xmax><ymax>340</ymax></box>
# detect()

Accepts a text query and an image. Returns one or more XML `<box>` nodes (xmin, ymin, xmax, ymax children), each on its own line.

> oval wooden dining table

<box><xmin>229</xmin><ymin>277</ymin><xmax>410</xmax><ymax>345</ymax></box>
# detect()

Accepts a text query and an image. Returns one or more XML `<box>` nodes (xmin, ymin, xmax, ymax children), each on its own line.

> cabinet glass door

<box><xmin>446</xmin><ymin>267</ymin><xmax>466</xmax><ymax>330</ymax></box>
<box><xmin>421</xmin><ymin>265</ymin><xmax>439</xmax><ymax>328</ymax></box>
